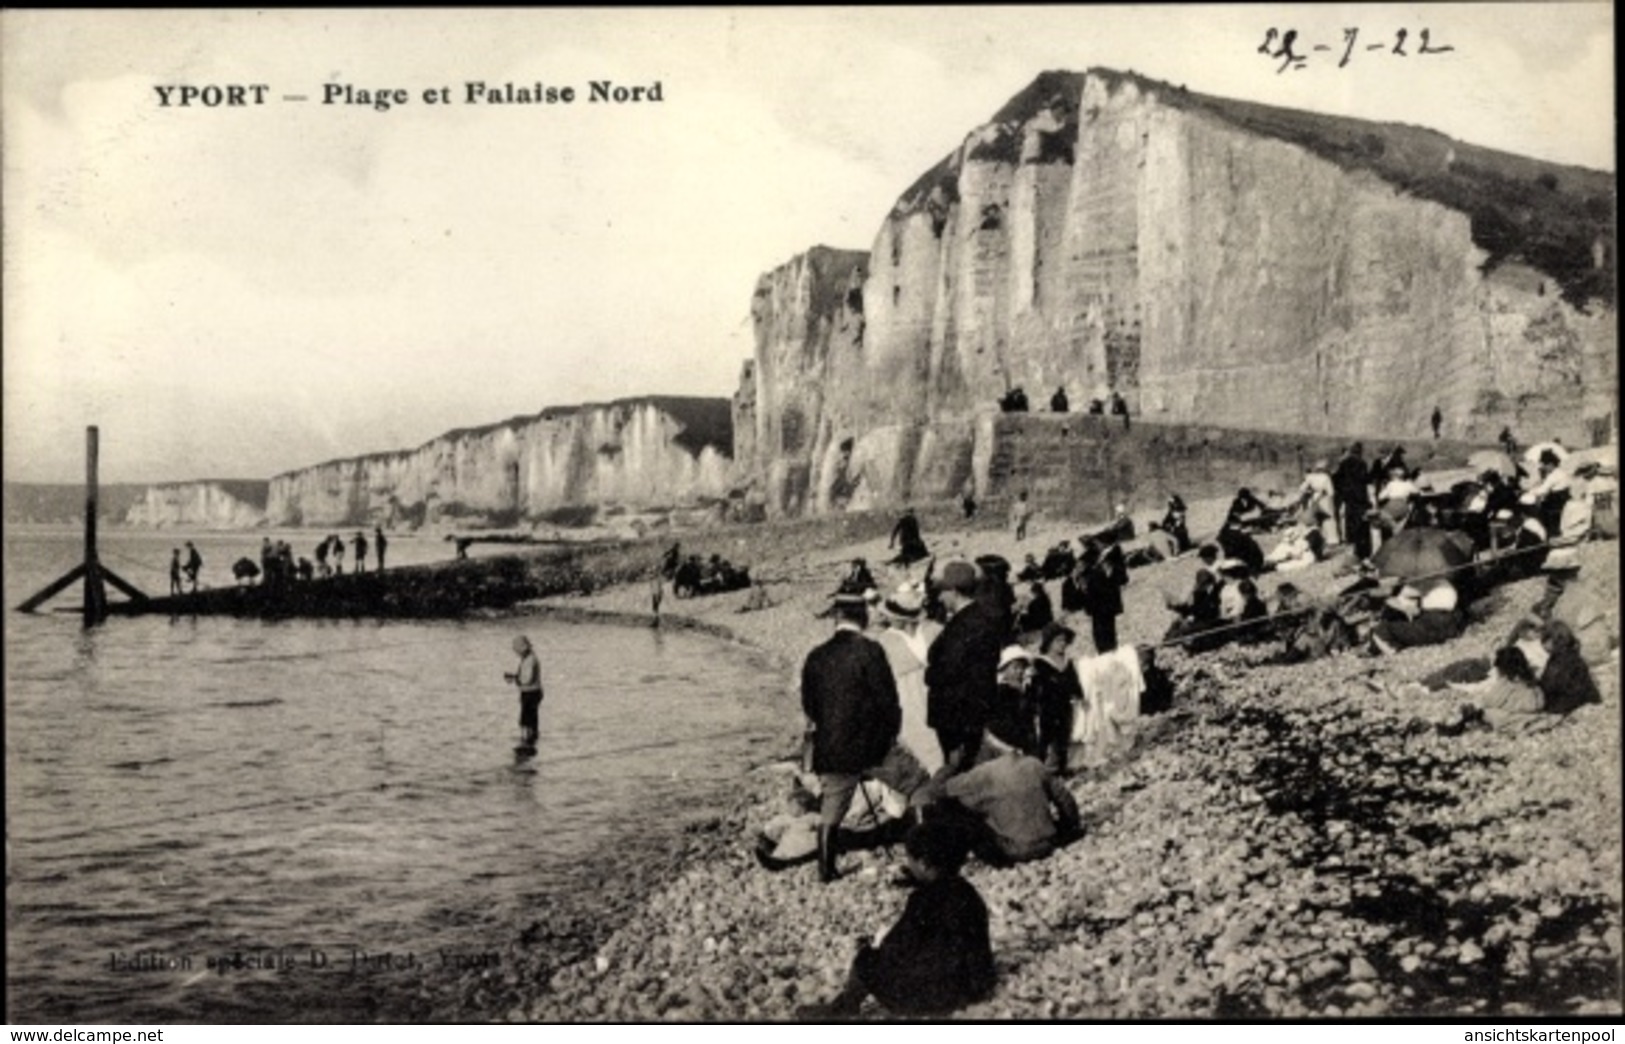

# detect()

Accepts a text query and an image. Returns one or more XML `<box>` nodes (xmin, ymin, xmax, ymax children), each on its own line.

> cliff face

<box><xmin>265</xmin><ymin>397</ymin><xmax>732</xmax><ymax>528</ymax></box>
<box><xmin>124</xmin><ymin>481</ymin><xmax>268</xmax><ymax>529</ymax></box>
<box><xmin>736</xmin><ymin>69</ymin><xmax>1616</xmax><ymax>516</ymax></box>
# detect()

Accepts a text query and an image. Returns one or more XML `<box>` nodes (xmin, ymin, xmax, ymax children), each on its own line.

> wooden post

<box><xmin>15</xmin><ymin>425</ymin><xmax>144</xmax><ymax>620</ymax></box>
<box><xmin>83</xmin><ymin>426</ymin><xmax>108</xmax><ymax>627</ymax></box>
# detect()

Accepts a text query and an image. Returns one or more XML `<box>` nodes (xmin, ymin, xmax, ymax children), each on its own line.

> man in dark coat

<box><xmin>796</xmin><ymin>821</ymin><xmax>994</xmax><ymax>1019</ymax></box>
<box><xmin>889</xmin><ymin>507</ymin><xmax>930</xmax><ymax>566</ymax></box>
<box><xmin>1333</xmin><ymin>442</ymin><xmax>1375</xmax><ymax>560</ymax></box>
<box><xmin>1216</xmin><ymin>523</ymin><xmax>1265</xmax><ymax>576</ymax></box>
<box><xmin>802</xmin><ymin>594</ymin><xmax>906</xmax><ymax>883</ymax></box>
<box><xmin>924</xmin><ymin>560</ymin><xmax>1004</xmax><ymax>774</ymax></box>
<box><xmin>1077</xmin><ymin>540</ymin><xmax>1127</xmax><ymax>653</ymax></box>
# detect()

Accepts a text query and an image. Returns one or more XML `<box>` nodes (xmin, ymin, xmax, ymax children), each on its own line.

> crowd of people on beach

<box><xmin>783</xmin><ymin>434</ymin><xmax>1615</xmax><ymax>1019</ymax></box>
<box><xmin>179</xmin><ymin>527</ymin><xmax>392</xmax><ymax>594</ymax></box>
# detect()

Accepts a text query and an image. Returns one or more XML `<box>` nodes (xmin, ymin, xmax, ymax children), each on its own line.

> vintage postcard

<box><xmin>3</xmin><ymin>6</ymin><xmax>1616</xmax><ymax>1028</ymax></box>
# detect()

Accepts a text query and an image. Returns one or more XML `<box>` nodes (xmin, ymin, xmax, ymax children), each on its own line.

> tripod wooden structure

<box><xmin>16</xmin><ymin>427</ymin><xmax>148</xmax><ymax>626</ymax></box>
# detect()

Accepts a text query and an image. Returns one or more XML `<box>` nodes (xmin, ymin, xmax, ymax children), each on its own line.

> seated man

<box><xmin>1095</xmin><ymin>505</ymin><xmax>1135</xmax><ymax>545</ymax></box>
<box><xmin>921</xmin><ymin>741</ymin><xmax>1082</xmax><ymax>866</ymax></box>
<box><xmin>1041</xmin><ymin>541</ymin><xmax>1078</xmax><ymax>580</ymax></box>
<box><xmin>1226</xmin><ymin>487</ymin><xmax>1270</xmax><ymax>530</ymax></box>
<box><xmin>1216</xmin><ymin>524</ymin><xmax>1266</xmax><ymax>576</ymax></box>
<box><xmin>797</xmin><ymin>821</ymin><xmax>995</xmax><ymax>1019</ymax></box>
<box><xmin>1162</xmin><ymin>495</ymin><xmax>1193</xmax><ymax>553</ymax></box>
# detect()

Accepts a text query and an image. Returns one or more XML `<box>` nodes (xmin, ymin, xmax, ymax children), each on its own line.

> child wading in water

<box><xmin>505</xmin><ymin>635</ymin><xmax>544</xmax><ymax>756</ymax></box>
<box><xmin>797</xmin><ymin>820</ymin><xmax>996</xmax><ymax>1019</ymax></box>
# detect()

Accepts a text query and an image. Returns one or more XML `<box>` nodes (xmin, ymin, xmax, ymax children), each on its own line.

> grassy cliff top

<box><xmin>894</xmin><ymin>67</ymin><xmax>1614</xmax><ymax>306</ymax></box>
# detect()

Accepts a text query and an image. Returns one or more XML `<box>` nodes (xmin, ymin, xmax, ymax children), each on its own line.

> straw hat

<box><xmin>997</xmin><ymin>645</ymin><xmax>1033</xmax><ymax>671</ymax></box>
<box><xmin>883</xmin><ymin>583</ymin><xmax>926</xmax><ymax>618</ymax></box>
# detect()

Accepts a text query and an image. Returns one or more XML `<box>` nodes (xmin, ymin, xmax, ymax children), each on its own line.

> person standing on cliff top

<box><xmin>1109</xmin><ymin>390</ymin><xmax>1129</xmax><ymax>430</ymax></box>
<box><xmin>506</xmin><ymin>635</ymin><xmax>544</xmax><ymax>756</ymax></box>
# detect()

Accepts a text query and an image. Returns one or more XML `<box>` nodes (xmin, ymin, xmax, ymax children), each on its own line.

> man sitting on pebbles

<box><xmin>796</xmin><ymin>820</ymin><xmax>995</xmax><ymax>1020</ymax></box>
<box><xmin>911</xmin><ymin>733</ymin><xmax>1082</xmax><ymax>868</ymax></box>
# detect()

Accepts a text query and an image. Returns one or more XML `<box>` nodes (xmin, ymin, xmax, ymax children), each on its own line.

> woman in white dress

<box><xmin>874</xmin><ymin>582</ymin><xmax>944</xmax><ymax>774</ymax></box>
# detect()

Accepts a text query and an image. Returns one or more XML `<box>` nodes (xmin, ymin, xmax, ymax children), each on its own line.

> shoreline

<box><xmin>423</xmin><ymin>504</ymin><xmax>1620</xmax><ymax>1020</ymax></box>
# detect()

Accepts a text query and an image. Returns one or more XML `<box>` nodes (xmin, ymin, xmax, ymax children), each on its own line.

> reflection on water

<box><xmin>5</xmin><ymin>528</ymin><xmax>790</xmax><ymax>1022</ymax></box>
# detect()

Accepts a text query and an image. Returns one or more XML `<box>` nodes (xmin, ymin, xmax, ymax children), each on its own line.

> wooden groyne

<box><xmin>107</xmin><ymin>557</ymin><xmax>551</xmax><ymax>620</ymax></box>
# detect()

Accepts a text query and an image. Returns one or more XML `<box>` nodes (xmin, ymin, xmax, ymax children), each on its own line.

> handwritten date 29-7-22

<box><xmin>1259</xmin><ymin>28</ymin><xmax>1455</xmax><ymax>73</ymax></box>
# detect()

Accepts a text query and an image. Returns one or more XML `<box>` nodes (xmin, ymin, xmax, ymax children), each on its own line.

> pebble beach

<box><xmin>428</xmin><ymin>502</ymin><xmax>1622</xmax><ymax>1021</ymax></box>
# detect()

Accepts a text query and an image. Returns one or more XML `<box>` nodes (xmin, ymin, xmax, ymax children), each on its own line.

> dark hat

<box><xmin>905</xmin><ymin>820</ymin><xmax>969</xmax><ymax>875</ymax></box>
<box><xmin>939</xmin><ymin>560</ymin><xmax>979</xmax><ymax>594</ymax></box>
<box><xmin>974</xmin><ymin>553</ymin><xmax>1011</xmax><ymax>576</ymax></box>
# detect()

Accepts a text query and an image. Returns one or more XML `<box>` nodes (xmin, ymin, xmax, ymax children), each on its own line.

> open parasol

<box><xmin>1371</xmin><ymin>527</ymin><xmax>1475</xmax><ymax>583</ymax></box>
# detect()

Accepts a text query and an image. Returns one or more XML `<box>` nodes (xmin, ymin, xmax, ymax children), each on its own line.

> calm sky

<box><xmin>3</xmin><ymin>6</ymin><xmax>1612</xmax><ymax>483</ymax></box>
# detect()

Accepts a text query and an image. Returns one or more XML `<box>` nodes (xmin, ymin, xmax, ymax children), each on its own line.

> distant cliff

<box><xmin>735</xmin><ymin>68</ymin><xmax>1616</xmax><ymax>517</ymax></box>
<box><xmin>125</xmin><ymin>480</ymin><xmax>269</xmax><ymax>528</ymax></box>
<box><xmin>4</xmin><ymin>483</ymin><xmax>149</xmax><ymax>526</ymax></box>
<box><xmin>267</xmin><ymin>397</ymin><xmax>732</xmax><ymax>529</ymax></box>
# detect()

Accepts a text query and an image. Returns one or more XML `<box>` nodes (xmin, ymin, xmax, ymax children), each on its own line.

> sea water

<box><xmin>4</xmin><ymin>527</ymin><xmax>791</xmax><ymax>1022</ymax></box>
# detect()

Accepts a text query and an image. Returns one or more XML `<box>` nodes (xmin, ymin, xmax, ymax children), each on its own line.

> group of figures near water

<box><xmin>212</xmin><ymin>528</ymin><xmax>390</xmax><ymax>592</ymax></box>
<box><xmin>761</xmin><ymin>433</ymin><xmax>1615</xmax><ymax>1019</ymax></box>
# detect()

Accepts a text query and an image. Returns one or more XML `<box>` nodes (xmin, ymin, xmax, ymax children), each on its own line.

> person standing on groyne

<box><xmin>183</xmin><ymin>542</ymin><xmax>203</xmax><ymax>592</ymax></box>
<box><xmin>169</xmin><ymin>549</ymin><xmax>183</xmax><ymax>596</ymax></box>
<box><xmin>506</xmin><ymin>635</ymin><xmax>545</xmax><ymax>756</ymax></box>
<box><xmin>353</xmin><ymin>530</ymin><xmax>369</xmax><ymax>574</ymax></box>
<box><xmin>374</xmin><ymin>527</ymin><xmax>388</xmax><ymax>572</ymax></box>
